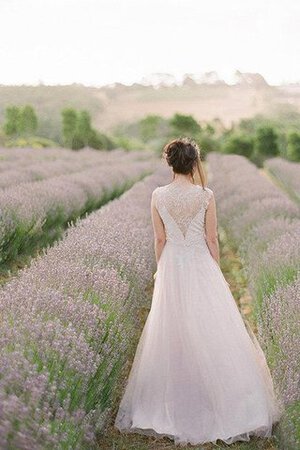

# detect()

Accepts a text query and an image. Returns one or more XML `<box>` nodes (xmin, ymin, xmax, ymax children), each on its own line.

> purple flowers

<box><xmin>0</xmin><ymin>158</ymin><xmax>170</xmax><ymax>449</ymax></box>
<box><xmin>207</xmin><ymin>152</ymin><xmax>300</xmax><ymax>448</ymax></box>
<box><xmin>0</xmin><ymin>147</ymin><xmax>158</xmax><ymax>268</ymax></box>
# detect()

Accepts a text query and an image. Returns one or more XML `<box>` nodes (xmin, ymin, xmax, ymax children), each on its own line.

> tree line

<box><xmin>127</xmin><ymin>112</ymin><xmax>300</xmax><ymax>164</ymax></box>
<box><xmin>1</xmin><ymin>105</ymin><xmax>114</xmax><ymax>150</ymax></box>
<box><xmin>1</xmin><ymin>104</ymin><xmax>299</xmax><ymax>163</ymax></box>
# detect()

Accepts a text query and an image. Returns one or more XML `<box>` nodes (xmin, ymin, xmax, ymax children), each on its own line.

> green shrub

<box><xmin>223</xmin><ymin>133</ymin><xmax>254</xmax><ymax>158</ymax></box>
<box><xmin>287</xmin><ymin>131</ymin><xmax>300</xmax><ymax>162</ymax></box>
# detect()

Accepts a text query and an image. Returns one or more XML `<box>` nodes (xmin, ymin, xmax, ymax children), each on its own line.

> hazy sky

<box><xmin>0</xmin><ymin>0</ymin><xmax>299</xmax><ymax>87</ymax></box>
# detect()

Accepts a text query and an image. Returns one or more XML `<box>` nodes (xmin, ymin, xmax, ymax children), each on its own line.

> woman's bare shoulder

<box><xmin>152</xmin><ymin>184</ymin><xmax>168</xmax><ymax>194</ymax></box>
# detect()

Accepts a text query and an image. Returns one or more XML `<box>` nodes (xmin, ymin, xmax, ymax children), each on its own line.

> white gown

<box><xmin>114</xmin><ymin>182</ymin><xmax>282</xmax><ymax>446</ymax></box>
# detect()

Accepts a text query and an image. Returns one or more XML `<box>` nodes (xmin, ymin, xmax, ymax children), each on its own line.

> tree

<box><xmin>4</xmin><ymin>105</ymin><xmax>38</xmax><ymax>137</ymax></box>
<box><xmin>61</xmin><ymin>108</ymin><xmax>115</xmax><ymax>150</ymax></box>
<box><xmin>77</xmin><ymin>110</ymin><xmax>92</xmax><ymax>146</ymax></box>
<box><xmin>254</xmin><ymin>125</ymin><xmax>279</xmax><ymax>157</ymax></box>
<box><xmin>19</xmin><ymin>105</ymin><xmax>38</xmax><ymax>135</ymax></box>
<box><xmin>87</xmin><ymin>129</ymin><xmax>115</xmax><ymax>150</ymax></box>
<box><xmin>198</xmin><ymin>134</ymin><xmax>220</xmax><ymax>154</ymax></box>
<box><xmin>204</xmin><ymin>123</ymin><xmax>215</xmax><ymax>136</ymax></box>
<box><xmin>287</xmin><ymin>131</ymin><xmax>300</xmax><ymax>162</ymax></box>
<box><xmin>223</xmin><ymin>133</ymin><xmax>254</xmax><ymax>158</ymax></box>
<box><xmin>139</xmin><ymin>115</ymin><xmax>161</xmax><ymax>142</ymax></box>
<box><xmin>169</xmin><ymin>113</ymin><xmax>202</xmax><ymax>137</ymax></box>
<box><xmin>3</xmin><ymin>106</ymin><xmax>21</xmax><ymax>136</ymax></box>
<box><xmin>62</xmin><ymin>108</ymin><xmax>78</xmax><ymax>148</ymax></box>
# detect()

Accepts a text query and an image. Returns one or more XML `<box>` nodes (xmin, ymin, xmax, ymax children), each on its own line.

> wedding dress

<box><xmin>114</xmin><ymin>181</ymin><xmax>282</xmax><ymax>446</ymax></box>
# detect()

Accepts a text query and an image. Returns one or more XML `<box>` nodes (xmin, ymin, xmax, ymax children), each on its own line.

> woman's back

<box><xmin>152</xmin><ymin>182</ymin><xmax>214</xmax><ymax>247</ymax></box>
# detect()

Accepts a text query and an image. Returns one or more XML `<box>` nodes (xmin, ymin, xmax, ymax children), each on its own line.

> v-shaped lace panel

<box><xmin>161</xmin><ymin>204</ymin><xmax>205</xmax><ymax>241</ymax></box>
<box><xmin>154</xmin><ymin>184</ymin><xmax>212</xmax><ymax>238</ymax></box>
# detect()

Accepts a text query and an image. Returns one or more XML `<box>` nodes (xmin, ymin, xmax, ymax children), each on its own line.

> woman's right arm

<box><xmin>204</xmin><ymin>192</ymin><xmax>220</xmax><ymax>265</ymax></box>
<box><xmin>151</xmin><ymin>190</ymin><xmax>166</xmax><ymax>265</ymax></box>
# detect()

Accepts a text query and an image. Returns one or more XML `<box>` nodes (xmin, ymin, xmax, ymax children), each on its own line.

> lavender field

<box><xmin>0</xmin><ymin>147</ymin><xmax>158</xmax><ymax>273</ymax></box>
<box><xmin>0</xmin><ymin>152</ymin><xmax>170</xmax><ymax>449</ymax></box>
<box><xmin>0</xmin><ymin>147</ymin><xmax>299</xmax><ymax>450</ymax></box>
<box><xmin>207</xmin><ymin>152</ymin><xmax>300</xmax><ymax>450</ymax></box>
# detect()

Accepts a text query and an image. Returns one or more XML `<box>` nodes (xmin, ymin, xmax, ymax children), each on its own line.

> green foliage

<box><xmin>203</xmin><ymin>123</ymin><xmax>215</xmax><ymax>135</ymax></box>
<box><xmin>111</xmin><ymin>115</ymin><xmax>168</xmax><ymax>152</ymax></box>
<box><xmin>111</xmin><ymin>109</ymin><xmax>300</xmax><ymax>163</ymax></box>
<box><xmin>138</xmin><ymin>114</ymin><xmax>161</xmax><ymax>142</ymax></box>
<box><xmin>61</xmin><ymin>108</ymin><xmax>114</xmax><ymax>150</ymax></box>
<box><xmin>0</xmin><ymin>84</ymin><xmax>102</xmax><ymax>144</ymax></box>
<box><xmin>3</xmin><ymin>106</ymin><xmax>20</xmax><ymax>135</ymax></box>
<box><xmin>88</xmin><ymin>129</ymin><xmax>115</xmax><ymax>150</ymax></box>
<box><xmin>113</xmin><ymin>135</ymin><xmax>146</xmax><ymax>151</ymax></box>
<box><xmin>110</xmin><ymin>109</ymin><xmax>300</xmax><ymax>164</ymax></box>
<box><xmin>19</xmin><ymin>105</ymin><xmax>38</xmax><ymax>135</ymax></box>
<box><xmin>4</xmin><ymin>136</ymin><xmax>58</xmax><ymax>149</ymax></box>
<box><xmin>169</xmin><ymin>113</ymin><xmax>202</xmax><ymax>137</ymax></box>
<box><xmin>254</xmin><ymin>125</ymin><xmax>279</xmax><ymax>157</ymax></box>
<box><xmin>61</xmin><ymin>108</ymin><xmax>78</xmax><ymax>148</ymax></box>
<box><xmin>197</xmin><ymin>133</ymin><xmax>220</xmax><ymax>155</ymax></box>
<box><xmin>223</xmin><ymin>133</ymin><xmax>254</xmax><ymax>158</ymax></box>
<box><xmin>77</xmin><ymin>110</ymin><xmax>92</xmax><ymax>147</ymax></box>
<box><xmin>236</xmin><ymin>109</ymin><xmax>300</xmax><ymax>160</ymax></box>
<box><xmin>3</xmin><ymin>104</ymin><xmax>38</xmax><ymax>137</ymax></box>
<box><xmin>113</xmin><ymin>113</ymin><xmax>222</xmax><ymax>157</ymax></box>
<box><xmin>238</xmin><ymin>114</ymin><xmax>268</xmax><ymax>134</ymax></box>
<box><xmin>287</xmin><ymin>131</ymin><xmax>300</xmax><ymax>162</ymax></box>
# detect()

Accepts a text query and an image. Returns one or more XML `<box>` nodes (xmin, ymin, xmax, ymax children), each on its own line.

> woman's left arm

<box><xmin>151</xmin><ymin>191</ymin><xmax>166</xmax><ymax>265</ymax></box>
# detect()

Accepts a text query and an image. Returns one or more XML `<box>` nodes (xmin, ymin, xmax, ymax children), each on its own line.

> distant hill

<box><xmin>0</xmin><ymin>72</ymin><xmax>299</xmax><ymax>143</ymax></box>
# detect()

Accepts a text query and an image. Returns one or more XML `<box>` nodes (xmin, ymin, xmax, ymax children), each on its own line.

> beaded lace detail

<box><xmin>153</xmin><ymin>183</ymin><xmax>213</xmax><ymax>238</ymax></box>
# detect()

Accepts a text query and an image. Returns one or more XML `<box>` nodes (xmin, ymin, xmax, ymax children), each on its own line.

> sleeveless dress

<box><xmin>114</xmin><ymin>182</ymin><xmax>282</xmax><ymax>446</ymax></box>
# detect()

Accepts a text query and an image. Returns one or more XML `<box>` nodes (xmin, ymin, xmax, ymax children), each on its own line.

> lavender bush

<box><xmin>0</xmin><ymin>147</ymin><xmax>154</xmax><ymax>188</ymax></box>
<box><xmin>0</xmin><ymin>162</ymin><xmax>170</xmax><ymax>449</ymax></box>
<box><xmin>264</xmin><ymin>157</ymin><xmax>300</xmax><ymax>204</ymax></box>
<box><xmin>207</xmin><ymin>152</ymin><xmax>300</xmax><ymax>449</ymax></box>
<box><xmin>259</xmin><ymin>275</ymin><xmax>300</xmax><ymax>450</ymax></box>
<box><xmin>0</xmin><ymin>156</ymin><xmax>158</xmax><ymax>270</ymax></box>
<box><xmin>0</xmin><ymin>146</ymin><xmax>153</xmax><ymax>169</ymax></box>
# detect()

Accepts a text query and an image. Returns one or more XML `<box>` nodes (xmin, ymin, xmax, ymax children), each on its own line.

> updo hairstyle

<box><xmin>162</xmin><ymin>137</ymin><xmax>207</xmax><ymax>187</ymax></box>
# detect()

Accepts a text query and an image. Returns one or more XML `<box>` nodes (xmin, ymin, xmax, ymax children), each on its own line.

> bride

<box><xmin>114</xmin><ymin>137</ymin><xmax>282</xmax><ymax>446</ymax></box>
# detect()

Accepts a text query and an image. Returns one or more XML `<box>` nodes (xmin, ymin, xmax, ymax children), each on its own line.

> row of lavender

<box><xmin>207</xmin><ymin>152</ymin><xmax>300</xmax><ymax>449</ymax></box>
<box><xmin>0</xmin><ymin>157</ymin><xmax>158</xmax><ymax>269</ymax></box>
<box><xmin>0</xmin><ymin>162</ymin><xmax>170</xmax><ymax>449</ymax></box>
<box><xmin>0</xmin><ymin>147</ymin><xmax>154</xmax><ymax>189</ymax></box>
<box><xmin>264</xmin><ymin>157</ymin><xmax>300</xmax><ymax>204</ymax></box>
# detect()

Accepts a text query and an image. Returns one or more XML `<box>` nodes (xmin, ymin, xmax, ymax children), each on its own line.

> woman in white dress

<box><xmin>114</xmin><ymin>137</ymin><xmax>282</xmax><ymax>446</ymax></box>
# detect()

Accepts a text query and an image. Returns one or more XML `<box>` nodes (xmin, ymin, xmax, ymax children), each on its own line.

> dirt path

<box><xmin>258</xmin><ymin>168</ymin><xmax>281</xmax><ymax>190</ymax></box>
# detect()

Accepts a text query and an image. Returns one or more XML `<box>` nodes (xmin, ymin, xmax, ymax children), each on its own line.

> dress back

<box><xmin>152</xmin><ymin>183</ymin><xmax>213</xmax><ymax>248</ymax></box>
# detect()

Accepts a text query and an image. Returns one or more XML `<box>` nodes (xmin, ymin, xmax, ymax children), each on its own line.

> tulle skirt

<box><xmin>114</xmin><ymin>240</ymin><xmax>283</xmax><ymax>446</ymax></box>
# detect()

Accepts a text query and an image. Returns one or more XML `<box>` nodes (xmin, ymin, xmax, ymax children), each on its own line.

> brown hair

<box><xmin>162</xmin><ymin>137</ymin><xmax>207</xmax><ymax>188</ymax></box>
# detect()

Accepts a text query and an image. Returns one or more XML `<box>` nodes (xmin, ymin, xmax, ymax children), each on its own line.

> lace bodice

<box><xmin>152</xmin><ymin>182</ymin><xmax>214</xmax><ymax>247</ymax></box>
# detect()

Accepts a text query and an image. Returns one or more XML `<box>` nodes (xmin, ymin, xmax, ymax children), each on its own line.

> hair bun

<box><xmin>163</xmin><ymin>137</ymin><xmax>200</xmax><ymax>175</ymax></box>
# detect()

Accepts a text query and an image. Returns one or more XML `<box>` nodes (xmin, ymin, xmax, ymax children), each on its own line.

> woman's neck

<box><xmin>172</xmin><ymin>173</ymin><xmax>194</xmax><ymax>185</ymax></box>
